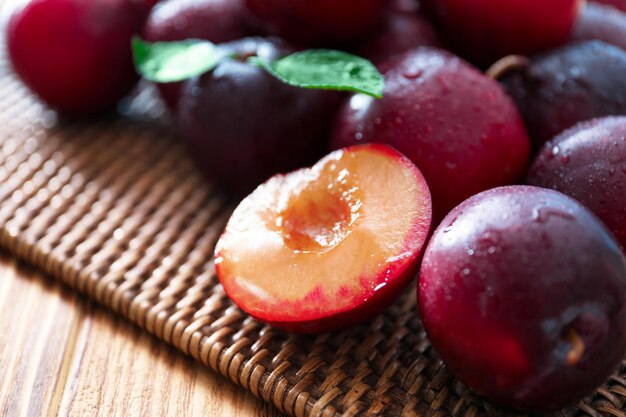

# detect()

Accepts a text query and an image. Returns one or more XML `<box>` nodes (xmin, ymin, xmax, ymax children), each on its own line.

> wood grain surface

<box><xmin>0</xmin><ymin>252</ymin><xmax>285</xmax><ymax>417</ymax></box>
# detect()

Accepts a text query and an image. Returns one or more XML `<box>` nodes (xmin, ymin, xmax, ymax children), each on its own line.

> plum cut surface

<box><xmin>216</xmin><ymin>144</ymin><xmax>432</xmax><ymax>333</ymax></box>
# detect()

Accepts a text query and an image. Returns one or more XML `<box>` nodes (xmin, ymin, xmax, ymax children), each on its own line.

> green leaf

<box><xmin>132</xmin><ymin>37</ymin><xmax>227</xmax><ymax>83</ymax></box>
<box><xmin>252</xmin><ymin>50</ymin><xmax>384</xmax><ymax>98</ymax></box>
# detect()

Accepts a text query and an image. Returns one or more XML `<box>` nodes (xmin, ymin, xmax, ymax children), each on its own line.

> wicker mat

<box><xmin>1</xmin><ymin>48</ymin><xmax>625</xmax><ymax>417</ymax></box>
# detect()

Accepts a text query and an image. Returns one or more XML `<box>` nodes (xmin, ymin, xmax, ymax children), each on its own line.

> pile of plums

<box><xmin>5</xmin><ymin>0</ymin><xmax>626</xmax><ymax>412</ymax></box>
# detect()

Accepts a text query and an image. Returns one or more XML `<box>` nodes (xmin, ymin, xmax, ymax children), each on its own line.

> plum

<box><xmin>421</xmin><ymin>0</ymin><xmax>582</xmax><ymax>64</ymax></box>
<box><xmin>244</xmin><ymin>0</ymin><xmax>387</xmax><ymax>46</ymax></box>
<box><xmin>142</xmin><ymin>0</ymin><xmax>253</xmax><ymax>109</ymax></box>
<box><xmin>178</xmin><ymin>38</ymin><xmax>340</xmax><ymax>194</ymax></box>
<box><xmin>527</xmin><ymin>116</ymin><xmax>626</xmax><ymax>250</ymax></box>
<box><xmin>331</xmin><ymin>47</ymin><xmax>531</xmax><ymax>221</ymax></box>
<box><xmin>501</xmin><ymin>41</ymin><xmax>626</xmax><ymax>148</ymax></box>
<box><xmin>419</xmin><ymin>185</ymin><xmax>626</xmax><ymax>410</ymax></box>
<box><xmin>216</xmin><ymin>144</ymin><xmax>432</xmax><ymax>333</ymax></box>
<box><xmin>356</xmin><ymin>9</ymin><xmax>446</xmax><ymax>65</ymax></box>
<box><xmin>6</xmin><ymin>0</ymin><xmax>150</xmax><ymax>116</ymax></box>
<box><xmin>572</xmin><ymin>3</ymin><xmax>626</xmax><ymax>51</ymax></box>
<box><xmin>593</xmin><ymin>0</ymin><xmax>626</xmax><ymax>12</ymax></box>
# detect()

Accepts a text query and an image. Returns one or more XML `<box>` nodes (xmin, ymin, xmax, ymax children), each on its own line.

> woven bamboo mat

<box><xmin>1</xmin><ymin>46</ymin><xmax>625</xmax><ymax>417</ymax></box>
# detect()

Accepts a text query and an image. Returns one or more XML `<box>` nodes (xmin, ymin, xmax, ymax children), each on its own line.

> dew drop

<box><xmin>403</xmin><ymin>69</ymin><xmax>423</xmax><ymax>79</ymax></box>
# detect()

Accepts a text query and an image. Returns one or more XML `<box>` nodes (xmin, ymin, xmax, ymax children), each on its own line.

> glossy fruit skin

<box><xmin>356</xmin><ymin>9</ymin><xmax>445</xmax><ymax>65</ymax></box>
<box><xmin>572</xmin><ymin>3</ymin><xmax>626</xmax><ymax>51</ymax></box>
<box><xmin>6</xmin><ymin>0</ymin><xmax>149</xmax><ymax>116</ymax></box>
<box><xmin>593</xmin><ymin>0</ymin><xmax>626</xmax><ymax>12</ymax></box>
<box><xmin>527</xmin><ymin>117</ymin><xmax>626</xmax><ymax>250</ymax></box>
<box><xmin>502</xmin><ymin>41</ymin><xmax>626</xmax><ymax>148</ymax></box>
<box><xmin>143</xmin><ymin>0</ymin><xmax>252</xmax><ymax>108</ymax></box>
<box><xmin>421</xmin><ymin>0</ymin><xmax>581</xmax><ymax>64</ymax></box>
<box><xmin>331</xmin><ymin>48</ymin><xmax>530</xmax><ymax>221</ymax></box>
<box><xmin>178</xmin><ymin>38</ymin><xmax>340</xmax><ymax>195</ymax></box>
<box><xmin>419</xmin><ymin>186</ymin><xmax>626</xmax><ymax>410</ymax></box>
<box><xmin>245</xmin><ymin>0</ymin><xmax>386</xmax><ymax>46</ymax></box>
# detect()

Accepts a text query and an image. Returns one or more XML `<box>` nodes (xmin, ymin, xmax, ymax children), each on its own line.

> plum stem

<box><xmin>485</xmin><ymin>55</ymin><xmax>530</xmax><ymax>80</ymax></box>
<box><xmin>565</xmin><ymin>328</ymin><xmax>586</xmax><ymax>366</ymax></box>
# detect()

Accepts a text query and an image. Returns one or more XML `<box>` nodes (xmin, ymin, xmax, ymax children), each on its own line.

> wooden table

<box><xmin>0</xmin><ymin>252</ymin><xmax>285</xmax><ymax>417</ymax></box>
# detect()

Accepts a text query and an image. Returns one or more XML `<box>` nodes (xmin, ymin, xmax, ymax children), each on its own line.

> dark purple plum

<box><xmin>501</xmin><ymin>41</ymin><xmax>626</xmax><ymax>148</ymax></box>
<box><xmin>419</xmin><ymin>185</ymin><xmax>626</xmax><ymax>410</ymax></box>
<box><xmin>527</xmin><ymin>116</ymin><xmax>626</xmax><ymax>249</ymax></box>
<box><xmin>572</xmin><ymin>3</ymin><xmax>626</xmax><ymax>51</ymax></box>
<box><xmin>331</xmin><ymin>48</ymin><xmax>531</xmax><ymax>221</ymax></box>
<box><xmin>178</xmin><ymin>38</ymin><xmax>340</xmax><ymax>194</ymax></box>
<box><xmin>244</xmin><ymin>0</ymin><xmax>386</xmax><ymax>46</ymax></box>
<box><xmin>143</xmin><ymin>0</ymin><xmax>253</xmax><ymax>108</ymax></box>
<box><xmin>356</xmin><ymin>9</ymin><xmax>446</xmax><ymax>65</ymax></box>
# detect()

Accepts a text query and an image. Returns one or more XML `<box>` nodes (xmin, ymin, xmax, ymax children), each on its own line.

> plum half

<box><xmin>215</xmin><ymin>144</ymin><xmax>432</xmax><ymax>333</ymax></box>
<box><xmin>418</xmin><ymin>185</ymin><xmax>626</xmax><ymax>410</ymax></box>
<box><xmin>527</xmin><ymin>116</ymin><xmax>626</xmax><ymax>249</ymax></box>
<box><xmin>331</xmin><ymin>47</ymin><xmax>531</xmax><ymax>221</ymax></box>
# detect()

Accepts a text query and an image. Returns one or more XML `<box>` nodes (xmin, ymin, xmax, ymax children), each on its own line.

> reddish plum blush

<box><xmin>331</xmin><ymin>48</ymin><xmax>531</xmax><ymax>221</ymax></box>
<box><xmin>572</xmin><ymin>3</ymin><xmax>626</xmax><ymax>51</ymax></box>
<box><xmin>528</xmin><ymin>117</ymin><xmax>626</xmax><ymax>249</ymax></box>
<box><xmin>422</xmin><ymin>0</ymin><xmax>581</xmax><ymax>64</ymax></box>
<box><xmin>178</xmin><ymin>38</ymin><xmax>340</xmax><ymax>194</ymax></box>
<box><xmin>502</xmin><ymin>41</ymin><xmax>626</xmax><ymax>148</ymax></box>
<box><xmin>356</xmin><ymin>10</ymin><xmax>445</xmax><ymax>65</ymax></box>
<box><xmin>6</xmin><ymin>0</ymin><xmax>149</xmax><ymax>115</ymax></box>
<box><xmin>419</xmin><ymin>186</ymin><xmax>626</xmax><ymax>410</ymax></box>
<box><xmin>143</xmin><ymin>0</ymin><xmax>252</xmax><ymax>108</ymax></box>
<box><xmin>245</xmin><ymin>0</ymin><xmax>386</xmax><ymax>46</ymax></box>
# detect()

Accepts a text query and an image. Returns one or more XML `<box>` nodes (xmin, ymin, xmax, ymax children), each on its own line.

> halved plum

<box><xmin>215</xmin><ymin>144</ymin><xmax>432</xmax><ymax>333</ymax></box>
